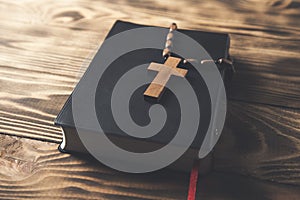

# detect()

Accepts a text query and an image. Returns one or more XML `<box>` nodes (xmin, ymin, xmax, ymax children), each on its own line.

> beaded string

<box><xmin>162</xmin><ymin>23</ymin><xmax>177</xmax><ymax>58</ymax></box>
<box><xmin>162</xmin><ymin>23</ymin><xmax>234</xmax><ymax>71</ymax></box>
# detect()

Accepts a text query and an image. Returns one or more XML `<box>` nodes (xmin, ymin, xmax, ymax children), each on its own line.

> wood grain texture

<box><xmin>0</xmin><ymin>134</ymin><xmax>300</xmax><ymax>200</ymax></box>
<box><xmin>0</xmin><ymin>0</ymin><xmax>300</xmax><ymax>141</ymax></box>
<box><xmin>215</xmin><ymin>101</ymin><xmax>300</xmax><ymax>185</ymax></box>
<box><xmin>1</xmin><ymin>100</ymin><xmax>300</xmax><ymax>186</ymax></box>
<box><xmin>0</xmin><ymin>0</ymin><xmax>300</xmax><ymax>198</ymax></box>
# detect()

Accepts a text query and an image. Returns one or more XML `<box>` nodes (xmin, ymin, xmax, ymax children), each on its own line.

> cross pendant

<box><xmin>144</xmin><ymin>56</ymin><xmax>188</xmax><ymax>99</ymax></box>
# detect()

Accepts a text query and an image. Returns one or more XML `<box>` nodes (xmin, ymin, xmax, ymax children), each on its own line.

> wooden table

<box><xmin>1</xmin><ymin>0</ymin><xmax>300</xmax><ymax>199</ymax></box>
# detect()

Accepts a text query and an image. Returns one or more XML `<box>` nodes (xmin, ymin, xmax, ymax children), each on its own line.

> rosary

<box><xmin>144</xmin><ymin>23</ymin><xmax>233</xmax><ymax>99</ymax></box>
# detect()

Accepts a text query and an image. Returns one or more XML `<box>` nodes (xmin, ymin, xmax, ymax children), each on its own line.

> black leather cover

<box><xmin>54</xmin><ymin>20</ymin><xmax>232</xmax><ymax>171</ymax></box>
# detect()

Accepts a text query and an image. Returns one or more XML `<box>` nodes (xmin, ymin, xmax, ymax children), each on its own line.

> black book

<box><xmin>54</xmin><ymin>20</ymin><xmax>233</xmax><ymax>173</ymax></box>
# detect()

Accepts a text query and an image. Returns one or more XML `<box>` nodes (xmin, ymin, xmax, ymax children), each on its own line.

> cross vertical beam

<box><xmin>144</xmin><ymin>56</ymin><xmax>188</xmax><ymax>98</ymax></box>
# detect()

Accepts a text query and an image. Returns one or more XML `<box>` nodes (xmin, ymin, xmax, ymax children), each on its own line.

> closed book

<box><xmin>54</xmin><ymin>20</ymin><xmax>233</xmax><ymax>173</ymax></box>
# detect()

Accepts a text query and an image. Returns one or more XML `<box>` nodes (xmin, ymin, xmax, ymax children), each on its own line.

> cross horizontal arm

<box><xmin>144</xmin><ymin>56</ymin><xmax>188</xmax><ymax>99</ymax></box>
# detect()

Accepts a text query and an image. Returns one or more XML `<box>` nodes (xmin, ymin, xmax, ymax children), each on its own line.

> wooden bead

<box><xmin>167</xmin><ymin>32</ymin><xmax>173</xmax><ymax>40</ymax></box>
<box><xmin>162</xmin><ymin>48</ymin><xmax>170</xmax><ymax>57</ymax></box>
<box><xmin>165</xmin><ymin>39</ymin><xmax>172</xmax><ymax>48</ymax></box>
<box><xmin>170</xmin><ymin>23</ymin><xmax>177</xmax><ymax>31</ymax></box>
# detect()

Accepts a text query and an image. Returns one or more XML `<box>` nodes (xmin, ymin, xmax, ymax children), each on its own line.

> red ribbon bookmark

<box><xmin>187</xmin><ymin>160</ymin><xmax>200</xmax><ymax>200</ymax></box>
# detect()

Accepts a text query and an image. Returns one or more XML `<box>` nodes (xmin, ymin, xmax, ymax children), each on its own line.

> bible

<box><xmin>54</xmin><ymin>20</ymin><xmax>233</xmax><ymax>173</ymax></box>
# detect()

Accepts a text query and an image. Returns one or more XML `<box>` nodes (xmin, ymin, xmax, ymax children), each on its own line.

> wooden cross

<box><xmin>144</xmin><ymin>56</ymin><xmax>188</xmax><ymax>98</ymax></box>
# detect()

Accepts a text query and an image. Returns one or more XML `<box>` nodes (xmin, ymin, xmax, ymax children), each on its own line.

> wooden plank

<box><xmin>1</xmin><ymin>100</ymin><xmax>300</xmax><ymax>186</ymax></box>
<box><xmin>2</xmin><ymin>89</ymin><xmax>300</xmax><ymax>186</ymax></box>
<box><xmin>0</xmin><ymin>134</ymin><xmax>300</xmax><ymax>200</ymax></box>
<box><xmin>0</xmin><ymin>0</ymin><xmax>300</xmax><ymax>190</ymax></box>
<box><xmin>214</xmin><ymin>101</ymin><xmax>300</xmax><ymax>186</ymax></box>
<box><xmin>1</xmin><ymin>0</ymin><xmax>300</xmax><ymax>141</ymax></box>
<box><xmin>228</xmin><ymin>51</ymin><xmax>300</xmax><ymax>108</ymax></box>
